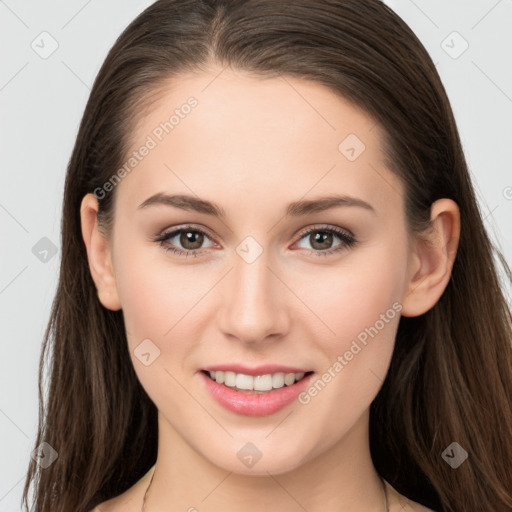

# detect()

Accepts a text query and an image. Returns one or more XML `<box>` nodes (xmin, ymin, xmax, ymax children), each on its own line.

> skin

<box><xmin>81</xmin><ymin>66</ymin><xmax>460</xmax><ymax>512</ymax></box>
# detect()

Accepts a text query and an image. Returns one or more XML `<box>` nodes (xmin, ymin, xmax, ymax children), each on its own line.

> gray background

<box><xmin>1</xmin><ymin>1</ymin><xmax>511</xmax><ymax>510</ymax></box>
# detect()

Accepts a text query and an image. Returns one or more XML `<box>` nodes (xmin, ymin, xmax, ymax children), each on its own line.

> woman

<box><xmin>23</xmin><ymin>1</ymin><xmax>512</xmax><ymax>511</ymax></box>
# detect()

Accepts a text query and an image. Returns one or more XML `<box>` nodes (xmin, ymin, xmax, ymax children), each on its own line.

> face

<box><xmin>100</xmin><ymin>67</ymin><xmax>413</xmax><ymax>475</ymax></box>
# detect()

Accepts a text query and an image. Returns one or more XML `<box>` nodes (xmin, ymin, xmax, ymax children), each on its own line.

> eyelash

<box><xmin>153</xmin><ymin>224</ymin><xmax>357</xmax><ymax>259</ymax></box>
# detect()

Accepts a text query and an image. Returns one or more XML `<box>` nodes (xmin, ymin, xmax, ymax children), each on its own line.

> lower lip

<box><xmin>199</xmin><ymin>371</ymin><xmax>314</xmax><ymax>417</ymax></box>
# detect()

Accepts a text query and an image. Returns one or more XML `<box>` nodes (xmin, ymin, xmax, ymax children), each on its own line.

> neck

<box><xmin>143</xmin><ymin>409</ymin><xmax>387</xmax><ymax>512</ymax></box>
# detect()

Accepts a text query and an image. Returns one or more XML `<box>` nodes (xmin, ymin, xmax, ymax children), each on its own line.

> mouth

<box><xmin>199</xmin><ymin>366</ymin><xmax>316</xmax><ymax>416</ymax></box>
<box><xmin>201</xmin><ymin>369</ymin><xmax>315</xmax><ymax>394</ymax></box>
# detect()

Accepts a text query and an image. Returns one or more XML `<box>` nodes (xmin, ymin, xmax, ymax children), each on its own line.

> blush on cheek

<box><xmin>320</xmin><ymin>276</ymin><xmax>400</xmax><ymax>390</ymax></box>
<box><xmin>118</xmin><ymin>263</ymin><xmax>207</xmax><ymax>372</ymax></box>
<box><xmin>114</xmin><ymin>246</ymin><xmax>170</xmax><ymax>324</ymax></box>
<box><xmin>315</xmin><ymin>280</ymin><xmax>400</xmax><ymax>347</ymax></box>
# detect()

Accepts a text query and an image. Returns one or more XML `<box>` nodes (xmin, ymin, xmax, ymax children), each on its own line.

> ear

<box><xmin>80</xmin><ymin>193</ymin><xmax>122</xmax><ymax>311</ymax></box>
<box><xmin>401</xmin><ymin>198</ymin><xmax>460</xmax><ymax>317</ymax></box>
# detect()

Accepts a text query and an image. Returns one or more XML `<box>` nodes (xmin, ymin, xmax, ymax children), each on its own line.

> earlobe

<box><xmin>401</xmin><ymin>198</ymin><xmax>460</xmax><ymax>318</ymax></box>
<box><xmin>80</xmin><ymin>193</ymin><xmax>122</xmax><ymax>311</ymax></box>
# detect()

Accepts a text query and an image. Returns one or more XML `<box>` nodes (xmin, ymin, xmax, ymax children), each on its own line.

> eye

<box><xmin>154</xmin><ymin>225</ymin><xmax>217</xmax><ymax>258</ymax></box>
<box><xmin>293</xmin><ymin>225</ymin><xmax>356</xmax><ymax>256</ymax></box>
<box><xmin>153</xmin><ymin>224</ymin><xmax>356</xmax><ymax>258</ymax></box>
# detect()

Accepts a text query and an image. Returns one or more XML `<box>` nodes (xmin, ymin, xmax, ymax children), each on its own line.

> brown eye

<box><xmin>154</xmin><ymin>226</ymin><xmax>216</xmax><ymax>257</ymax></box>
<box><xmin>309</xmin><ymin>231</ymin><xmax>335</xmax><ymax>250</ymax></box>
<box><xmin>178</xmin><ymin>230</ymin><xmax>205</xmax><ymax>250</ymax></box>
<box><xmin>294</xmin><ymin>226</ymin><xmax>356</xmax><ymax>256</ymax></box>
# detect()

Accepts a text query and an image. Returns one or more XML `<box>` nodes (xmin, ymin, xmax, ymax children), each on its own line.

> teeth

<box><xmin>224</xmin><ymin>371</ymin><xmax>236</xmax><ymax>387</ymax></box>
<box><xmin>254</xmin><ymin>374</ymin><xmax>273</xmax><ymax>391</ymax></box>
<box><xmin>207</xmin><ymin>370</ymin><xmax>307</xmax><ymax>391</ymax></box>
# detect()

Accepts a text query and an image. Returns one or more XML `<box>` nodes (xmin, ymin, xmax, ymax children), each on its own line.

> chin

<box><xmin>207</xmin><ymin>441</ymin><xmax>310</xmax><ymax>476</ymax></box>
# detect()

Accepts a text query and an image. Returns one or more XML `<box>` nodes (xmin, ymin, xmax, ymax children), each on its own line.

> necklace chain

<box><xmin>141</xmin><ymin>468</ymin><xmax>154</xmax><ymax>512</ymax></box>
<box><xmin>141</xmin><ymin>468</ymin><xmax>389</xmax><ymax>511</ymax></box>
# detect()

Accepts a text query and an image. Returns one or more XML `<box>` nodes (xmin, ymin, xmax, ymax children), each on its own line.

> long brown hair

<box><xmin>23</xmin><ymin>1</ymin><xmax>512</xmax><ymax>511</ymax></box>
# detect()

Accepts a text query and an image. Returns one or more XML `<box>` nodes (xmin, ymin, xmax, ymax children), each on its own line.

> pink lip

<box><xmin>201</xmin><ymin>364</ymin><xmax>311</xmax><ymax>376</ymax></box>
<box><xmin>199</xmin><ymin>370</ymin><xmax>314</xmax><ymax>417</ymax></box>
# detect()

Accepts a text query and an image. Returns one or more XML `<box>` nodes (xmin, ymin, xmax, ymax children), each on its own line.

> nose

<box><xmin>217</xmin><ymin>246</ymin><xmax>291</xmax><ymax>346</ymax></box>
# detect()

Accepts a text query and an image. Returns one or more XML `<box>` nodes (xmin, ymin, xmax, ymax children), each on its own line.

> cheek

<box><xmin>306</xmin><ymin>243</ymin><xmax>406</xmax><ymax>345</ymax></box>
<box><xmin>311</xmin><ymin>279</ymin><xmax>399</xmax><ymax>403</ymax></box>
<box><xmin>112</xmin><ymin>245</ymin><xmax>201</xmax><ymax>410</ymax></box>
<box><xmin>301</xmin><ymin>241</ymin><xmax>406</xmax><ymax>409</ymax></box>
<box><xmin>112</xmin><ymin>239</ymin><xmax>198</xmax><ymax>351</ymax></box>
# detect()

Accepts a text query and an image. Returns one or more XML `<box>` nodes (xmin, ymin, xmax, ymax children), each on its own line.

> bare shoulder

<box><xmin>384</xmin><ymin>479</ymin><xmax>437</xmax><ymax>512</ymax></box>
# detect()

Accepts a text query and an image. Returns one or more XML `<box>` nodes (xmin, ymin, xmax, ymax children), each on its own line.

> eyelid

<box><xmin>155</xmin><ymin>223</ymin><xmax>218</xmax><ymax>242</ymax></box>
<box><xmin>290</xmin><ymin>224</ymin><xmax>356</xmax><ymax>255</ymax></box>
<box><xmin>152</xmin><ymin>224</ymin><xmax>219</xmax><ymax>251</ymax></box>
<box><xmin>294</xmin><ymin>223</ymin><xmax>355</xmax><ymax>241</ymax></box>
<box><xmin>154</xmin><ymin>223</ymin><xmax>356</xmax><ymax>257</ymax></box>
<box><xmin>155</xmin><ymin>223</ymin><xmax>354</xmax><ymax>242</ymax></box>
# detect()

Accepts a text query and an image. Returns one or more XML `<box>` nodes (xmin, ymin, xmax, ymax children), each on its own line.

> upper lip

<box><xmin>201</xmin><ymin>364</ymin><xmax>312</xmax><ymax>376</ymax></box>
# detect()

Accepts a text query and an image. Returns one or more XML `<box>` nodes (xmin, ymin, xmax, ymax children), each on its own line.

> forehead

<box><xmin>115</xmin><ymin>68</ymin><xmax>404</xmax><ymax>218</ymax></box>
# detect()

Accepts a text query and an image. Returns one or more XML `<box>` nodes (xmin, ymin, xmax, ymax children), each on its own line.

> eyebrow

<box><xmin>137</xmin><ymin>192</ymin><xmax>376</xmax><ymax>217</ymax></box>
